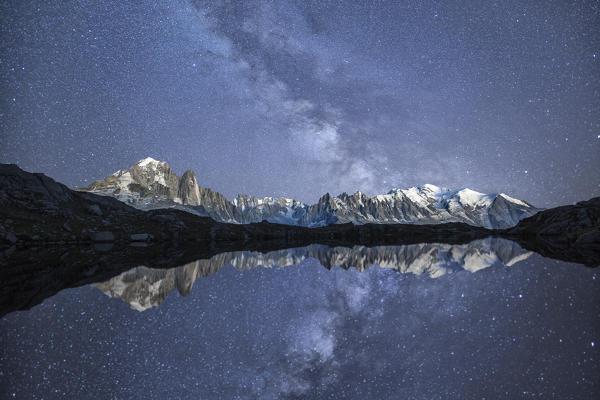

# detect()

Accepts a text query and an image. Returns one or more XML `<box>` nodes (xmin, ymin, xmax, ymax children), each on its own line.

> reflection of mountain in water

<box><xmin>93</xmin><ymin>238</ymin><xmax>532</xmax><ymax>311</ymax></box>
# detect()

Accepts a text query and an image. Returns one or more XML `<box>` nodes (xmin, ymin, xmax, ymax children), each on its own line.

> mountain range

<box><xmin>81</xmin><ymin>157</ymin><xmax>539</xmax><ymax>229</ymax></box>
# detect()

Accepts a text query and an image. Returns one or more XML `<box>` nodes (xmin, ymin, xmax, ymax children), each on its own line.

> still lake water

<box><xmin>1</xmin><ymin>239</ymin><xmax>599</xmax><ymax>399</ymax></box>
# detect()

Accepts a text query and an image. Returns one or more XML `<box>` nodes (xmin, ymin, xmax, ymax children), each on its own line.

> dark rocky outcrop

<box><xmin>504</xmin><ymin>197</ymin><xmax>600</xmax><ymax>266</ymax></box>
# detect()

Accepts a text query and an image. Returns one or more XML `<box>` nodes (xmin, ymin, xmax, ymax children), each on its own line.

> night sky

<box><xmin>1</xmin><ymin>0</ymin><xmax>599</xmax><ymax>207</ymax></box>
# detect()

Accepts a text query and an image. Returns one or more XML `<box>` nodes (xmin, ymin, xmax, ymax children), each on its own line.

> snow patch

<box><xmin>499</xmin><ymin>193</ymin><xmax>529</xmax><ymax>207</ymax></box>
<box><xmin>455</xmin><ymin>188</ymin><xmax>495</xmax><ymax>207</ymax></box>
<box><xmin>113</xmin><ymin>170</ymin><xmax>134</xmax><ymax>189</ymax></box>
<box><xmin>420</xmin><ymin>183</ymin><xmax>443</xmax><ymax>193</ymax></box>
<box><xmin>154</xmin><ymin>174</ymin><xmax>166</xmax><ymax>186</ymax></box>
<box><xmin>136</xmin><ymin>157</ymin><xmax>160</xmax><ymax>167</ymax></box>
<box><xmin>400</xmin><ymin>187</ymin><xmax>431</xmax><ymax>207</ymax></box>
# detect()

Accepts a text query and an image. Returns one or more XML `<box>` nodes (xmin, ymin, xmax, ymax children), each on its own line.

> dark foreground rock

<box><xmin>504</xmin><ymin>197</ymin><xmax>600</xmax><ymax>266</ymax></box>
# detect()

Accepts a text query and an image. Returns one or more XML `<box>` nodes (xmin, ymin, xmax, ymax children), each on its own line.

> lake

<box><xmin>1</xmin><ymin>239</ymin><xmax>598</xmax><ymax>399</ymax></box>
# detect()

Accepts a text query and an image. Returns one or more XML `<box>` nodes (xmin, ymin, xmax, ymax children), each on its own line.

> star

<box><xmin>0</xmin><ymin>0</ymin><xmax>597</xmax><ymax>208</ymax></box>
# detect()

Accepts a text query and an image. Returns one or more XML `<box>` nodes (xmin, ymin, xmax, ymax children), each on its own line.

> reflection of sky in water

<box><xmin>1</xmin><ymin>254</ymin><xmax>599</xmax><ymax>399</ymax></box>
<box><xmin>91</xmin><ymin>239</ymin><xmax>535</xmax><ymax>311</ymax></box>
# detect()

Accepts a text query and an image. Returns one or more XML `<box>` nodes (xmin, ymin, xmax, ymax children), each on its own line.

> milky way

<box><xmin>1</xmin><ymin>0</ymin><xmax>599</xmax><ymax>207</ymax></box>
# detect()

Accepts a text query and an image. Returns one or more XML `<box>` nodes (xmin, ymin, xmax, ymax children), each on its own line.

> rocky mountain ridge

<box><xmin>82</xmin><ymin>157</ymin><xmax>539</xmax><ymax>228</ymax></box>
<box><xmin>0</xmin><ymin>163</ymin><xmax>498</xmax><ymax>249</ymax></box>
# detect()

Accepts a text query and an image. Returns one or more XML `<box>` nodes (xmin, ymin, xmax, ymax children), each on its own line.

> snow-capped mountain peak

<box><xmin>453</xmin><ymin>188</ymin><xmax>495</xmax><ymax>207</ymax></box>
<box><xmin>418</xmin><ymin>183</ymin><xmax>444</xmax><ymax>193</ymax></box>
<box><xmin>82</xmin><ymin>158</ymin><xmax>540</xmax><ymax>228</ymax></box>
<box><xmin>499</xmin><ymin>193</ymin><xmax>530</xmax><ymax>207</ymax></box>
<box><xmin>136</xmin><ymin>157</ymin><xmax>163</xmax><ymax>167</ymax></box>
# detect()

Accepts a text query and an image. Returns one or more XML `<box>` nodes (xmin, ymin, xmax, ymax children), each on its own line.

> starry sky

<box><xmin>1</xmin><ymin>0</ymin><xmax>599</xmax><ymax>207</ymax></box>
<box><xmin>1</xmin><ymin>255</ymin><xmax>599</xmax><ymax>398</ymax></box>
